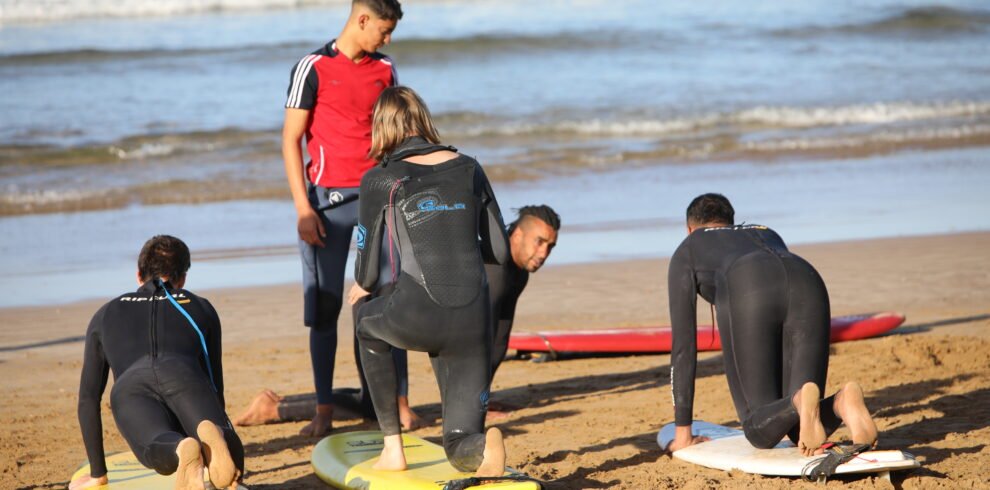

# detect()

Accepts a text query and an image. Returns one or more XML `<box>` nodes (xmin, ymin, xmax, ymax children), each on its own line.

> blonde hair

<box><xmin>369</xmin><ymin>86</ymin><xmax>441</xmax><ymax>161</ymax></box>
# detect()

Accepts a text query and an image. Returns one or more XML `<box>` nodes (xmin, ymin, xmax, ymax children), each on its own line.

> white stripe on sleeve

<box><xmin>286</xmin><ymin>54</ymin><xmax>320</xmax><ymax>108</ymax></box>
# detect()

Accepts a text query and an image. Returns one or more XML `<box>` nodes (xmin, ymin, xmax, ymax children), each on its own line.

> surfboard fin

<box><xmin>442</xmin><ymin>474</ymin><xmax>544</xmax><ymax>490</ymax></box>
<box><xmin>801</xmin><ymin>443</ymin><xmax>872</xmax><ymax>482</ymax></box>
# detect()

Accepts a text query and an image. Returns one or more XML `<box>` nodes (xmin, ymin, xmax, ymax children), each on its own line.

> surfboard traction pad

<box><xmin>312</xmin><ymin>430</ymin><xmax>541</xmax><ymax>489</ymax></box>
<box><xmin>657</xmin><ymin>421</ymin><xmax>919</xmax><ymax>479</ymax></box>
<box><xmin>71</xmin><ymin>451</ymin><xmax>247</xmax><ymax>489</ymax></box>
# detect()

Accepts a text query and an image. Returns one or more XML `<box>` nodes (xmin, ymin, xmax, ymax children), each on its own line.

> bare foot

<box><xmin>197</xmin><ymin>421</ymin><xmax>236</xmax><ymax>489</ymax></box>
<box><xmin>834</xmin><ymin>381</ymin><xmax>879</xmax><ymax>447</ymax></box>
<box><xmin>794</xmin><ymin>382</ymin><xmax>826</xmax><ymax>457</ymax></box>
<box><xmin>299</xmin><ymin>404</ymin><xmax>333</xmax><ymax>437</ymax></box>
<box><xmin>373</xmin><ymin>434</ymin><xmax>408</xmax><ymax>471</ymax></box>
<box><xmin>475</xmin><ymin>427</ymin><xmax>506</xmax><ymax>477</ymax></box>
<box><xmin>398</xmin><ymin>396</ymin><xmax>427</xmax><ymax>431</ymax></box>
<box><xmin>233</xmin><ymin>389</ymin><xmax>281</xmax><ymax>426</ymax></box>
<box><xmin>174</xmin><ymin>437</ymin><xmax>205</xmax><ymax>490</ymax></box>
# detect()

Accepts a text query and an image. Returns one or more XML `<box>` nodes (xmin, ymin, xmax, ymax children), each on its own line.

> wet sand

<box><xmin>1</xmin><ymin>231</ymin><xmax>988</xmax><ymax>489</ymax></box>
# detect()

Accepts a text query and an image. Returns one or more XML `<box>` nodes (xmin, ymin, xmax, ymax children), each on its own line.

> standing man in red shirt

<box><xmin>282</xmin><ymin>0</ymin><xmax>414</xmax><ymax>437</ymax></box>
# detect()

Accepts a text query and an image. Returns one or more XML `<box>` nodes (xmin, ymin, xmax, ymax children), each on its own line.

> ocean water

<box><xmin>1</xmin><ymin>0</ymin><xmax>989</xmax><ymax>307</ymax></box>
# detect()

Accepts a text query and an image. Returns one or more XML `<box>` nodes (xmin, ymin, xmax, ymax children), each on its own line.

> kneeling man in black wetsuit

<box><xmin>71</xmin><ymin>236</ymin><xmax>243</xmax><ymax>490</ymax></box>
<box><xmin>231</xmin><ymin>205</ymin><xmax>560</xmax><ymax>423</ymax></box>
<box><xmin>666</xmin><ymin>194</ymin><xmax>878</xmax><ymax>456</ymax></box>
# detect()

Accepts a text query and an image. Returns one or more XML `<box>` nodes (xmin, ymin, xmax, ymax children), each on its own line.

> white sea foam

<box><xmin>451</xmin><ymin>101</ymin><xmax>990</xmax><ymax>138</ymax></box>
<box><xmin>0</xmin><ymin>0</ymin><xmax>347</xmax><ymax>23</ymax></box>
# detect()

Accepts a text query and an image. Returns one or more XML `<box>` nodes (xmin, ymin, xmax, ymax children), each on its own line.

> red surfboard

<box><xmin>508</xmin><ymin>312</ymin><xmax>905</xmax><ymax>355</ymax></box>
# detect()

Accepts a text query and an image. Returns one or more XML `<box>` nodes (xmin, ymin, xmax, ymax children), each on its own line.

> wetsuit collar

<box><xmin>381</xmin><ymin>136</ymin><xmax>457</xmax><ymax>167</ymax></box>
<box><xmin>138</xmin><ymin>279</ymin><xmax>173</xmax><ymax>293</ymax></box>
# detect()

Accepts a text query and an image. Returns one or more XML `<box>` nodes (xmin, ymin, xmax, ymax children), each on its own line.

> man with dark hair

<box><xmin>665</xmin><ymin>194</ymin><xmax>878</xmax><ymax>456</ymax></box>
<box><xmin>71</xmin><ymin>236</ymin><xmax>244</xmax><ymax>490</ymax></box>
<box><xmin>282</xmin><ymin>0</ymin><xmax>410</xmax><ymax>437</ymax></box>
<box><xmin>232</xmin><ymin>205</ymin><xmax>561</xmax><ymax>424</ymax></box>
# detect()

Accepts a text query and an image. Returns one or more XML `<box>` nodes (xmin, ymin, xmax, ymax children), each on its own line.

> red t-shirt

<box><xmin>285</xmin><ymin>40</ymin><xmax>397</xmax><ymax>188</ymax></box>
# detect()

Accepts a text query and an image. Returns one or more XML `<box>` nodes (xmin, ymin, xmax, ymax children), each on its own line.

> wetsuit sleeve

<box><xmin>476</xmin><ymin>165</ymin><xmax>509</xmax><ymax>265</ymax></box>
<box><xmin>78</xmin><ymin>305</ymin><xmax>111</xmax><ymax>478</ymax></box>
<box><xmin>203</xmin><ymin>299</ymin><xmax>226</xmax><ymax>408</ymax></box>
<box><xmin>285</xmin><ymin>55</ymin><xmax>320</xmax><ymax>110</ymax></box>
<box><xmin>354</xmin><ymin>169</ymin><xmax>389</xmax><ymax>291</ymax></box>
<box><xmin>668</xmin><ymin>241</ymin><xmax>699</xmax><ymax>427</ymax></box>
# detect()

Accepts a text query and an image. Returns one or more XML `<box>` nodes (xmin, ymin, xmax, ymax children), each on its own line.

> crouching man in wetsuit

<box><xmin>70</xmin><ymin>235</ymin><xmax>244</xmax><ymax>490</ymax></box>
<box><xmin>666</xmin><ymin>194</ymin><xmax>878</xmax><ymax>456</ymax></box>
<box><xmin>231</xmin><ymin>205</ymin><xmax>560</xmax><ymax>424</ymax></box>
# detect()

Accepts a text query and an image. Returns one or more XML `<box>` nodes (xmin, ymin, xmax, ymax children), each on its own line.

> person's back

<box><xmin>89</xmin><ymin>283</ymin><xmax>221</xmax><ymax>385</ymax></box>
<box><xmin>356</xmin><ymin>149</ymin><xmax>503</xmax><ymax>306</ymax></box>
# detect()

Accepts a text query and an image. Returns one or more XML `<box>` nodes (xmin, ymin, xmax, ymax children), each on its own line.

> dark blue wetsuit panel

<box><xmin>668</xmin><ymin>225</ymin><xmax>841</xmax><ymax>448</ymax></box>
<box><xmin>353</xmin><ymin>137</ymin><xmax>509</xmax><ymax>472</ymax></box>
<box><xmin>78</xmin><ymin>281</ymin><xmax>244</xmax><ymax>477</ymax></box>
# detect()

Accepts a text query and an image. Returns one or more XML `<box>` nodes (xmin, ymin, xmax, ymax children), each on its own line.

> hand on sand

<box><xmin>68</xmin><ymin>473</ymin><xmax>109</xmax><ymax>489</ymax></box>
<box><xmin>233</xmin><ymin>389</ymin><xmax>282</xmax><ymax>426</ymax></box>
<box><xmin>299</xmin><ymin>404</ymin><xmax>333</xmax><ymax>437</ymax></box>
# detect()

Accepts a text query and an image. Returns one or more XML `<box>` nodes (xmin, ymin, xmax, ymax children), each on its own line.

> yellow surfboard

<box><xmin>71</xmin><ymin>451</ymin><xmax>244</xmax><ymax>489</ymax></box>
<box><xmin>311</xmin><ymin>431</ymin><xmax>541</xmax><ymax>489</ymax></box>
<box><xmin>71</xmin><ymin>452</ymin><xmax>176</xmax><ymax>489</ymax></box>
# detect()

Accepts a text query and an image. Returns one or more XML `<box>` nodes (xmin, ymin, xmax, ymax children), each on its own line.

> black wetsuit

<box><xmin>354</xmin><ymin>137</ymin><xmax>509</xmax><ymax>472</ymax></box>
<box><xmin>668</xmin><ymin>225</ymin><xmax>841</xmax><ymax>448</ymax></box>
<box><xmin>486</xmin><ymin>259</ymin><xmax>529</xmax><ymax>377</ymax></box>
<box><xmin>78</xmin><ymin>281</ymin><xmax>244</xmax><ymax>477</ymax></box>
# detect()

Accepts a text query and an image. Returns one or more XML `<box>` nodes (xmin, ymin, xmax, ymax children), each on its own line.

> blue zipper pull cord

<box><xmin>158</xmin><ymin>279</ymin><xmax>218</xmax><ymax>392</ymax></box>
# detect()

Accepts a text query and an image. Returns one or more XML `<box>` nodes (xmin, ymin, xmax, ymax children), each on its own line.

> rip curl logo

<box><xmin>401</xmin><ymin>190</ymin><xmax>466</xmax><ymax>227</ymax></box>
<box><xmin>356</xmin><ymin>224</ymin><xmax>367</xmax><ymax>250</ymax></box>
<box><xmin>328</xmin><ymin>191</ymin><xmax>344</xmax><ymax>205</ymax></box>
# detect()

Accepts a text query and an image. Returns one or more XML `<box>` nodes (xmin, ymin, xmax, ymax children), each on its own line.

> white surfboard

<box><xmin>657</xmin><ymin>421</ymin><xmax>919</xmax><ymax>479</ymax></box>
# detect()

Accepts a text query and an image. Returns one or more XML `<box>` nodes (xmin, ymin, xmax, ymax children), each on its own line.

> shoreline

<box><xmin>2</xmin><ymin>228</ymin><xmax>989</xmax><ymax>316</ymax></box>
<box><xmin>2</xmin><ymin>230</ymin><xmax>989</xmax><ymax>488</ymax></box>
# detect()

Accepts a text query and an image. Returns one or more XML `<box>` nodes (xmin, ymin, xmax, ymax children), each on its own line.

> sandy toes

<box><xmin>197</xmin><ymin>421</ymin><xmax>236</xmax><ymax>489</ymax></box>
<box><xmin>174</xmin><ymin>437</ymin><xmax>205</xmax><ymax>490</ymax></box>
<box><xmin>836</xmin><ymin>382</ymin><xmax>879</xmax><ymax>447</ymax></box>
<box><xmin>797</xmin><ymin>382</ymin><xmax>826</xmax><ymax>457</ymax></box>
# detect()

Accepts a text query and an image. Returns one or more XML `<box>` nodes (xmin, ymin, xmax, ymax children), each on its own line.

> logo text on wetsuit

<box><xmin>416</xmin><ymin>199</ymin><xmax>465</xmax><ymax>212</ymax></box>
<box><xmin>401</xmin><ymin>189</ymin><xmax>469</xmax><ymax>227</ymax></box>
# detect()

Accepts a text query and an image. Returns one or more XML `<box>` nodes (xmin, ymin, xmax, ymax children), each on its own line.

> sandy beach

<box><xmin>1</xmin><ymin>231</ymin><xmax>988</xmax><ymax>489</ymax></box>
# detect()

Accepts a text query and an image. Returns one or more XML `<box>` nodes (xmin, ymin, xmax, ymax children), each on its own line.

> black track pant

<box><xmin>110</xmin><ymin>357</ymin><xmax>244</xmax><ymax>474</ymax></box>
<box><xmin>356</xmin><ymin>273</ymin><xmax>492</xmax><ymax>472</ymax></box>
<box><xmin>717</xmin><ymin>252</ymin><xmax>841</xmax><ymax>448</ymax></box>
